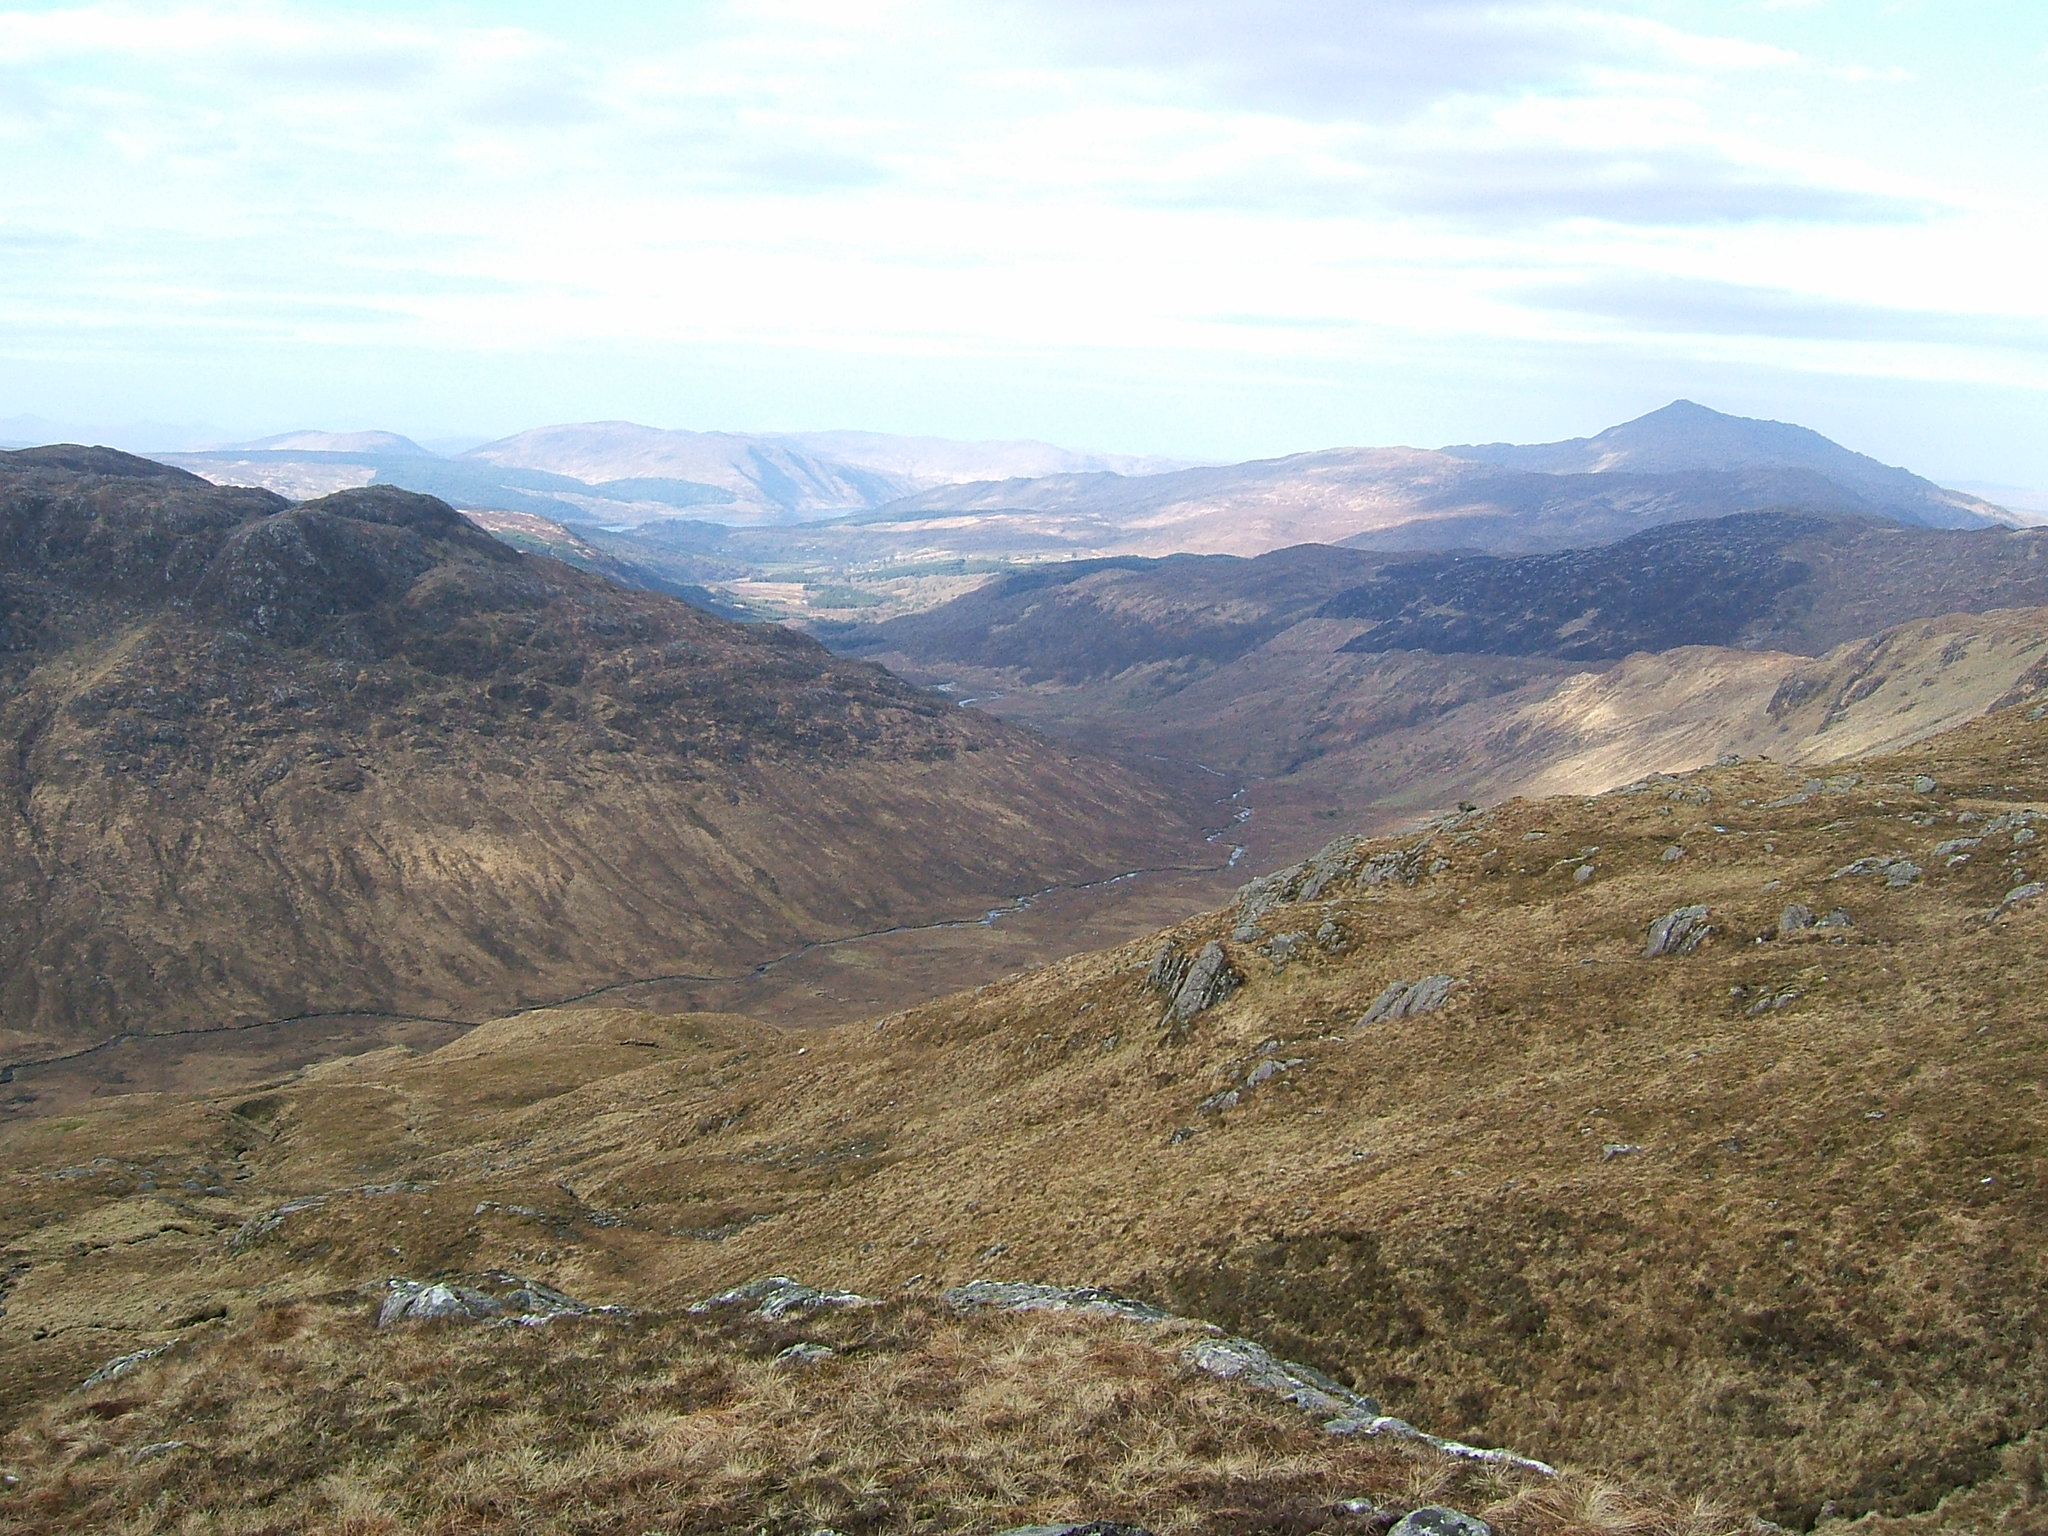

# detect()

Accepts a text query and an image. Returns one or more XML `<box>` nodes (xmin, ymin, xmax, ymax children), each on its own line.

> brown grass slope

<box><xmin>0</xmin><ymin>448</ymin><xmax>1202</xmax><ymax>1063</ymax></box>
<box><xmin>7</xmin><ymin>705</ymin><xmax>2048</xmax><ymax>1528</ymax></box>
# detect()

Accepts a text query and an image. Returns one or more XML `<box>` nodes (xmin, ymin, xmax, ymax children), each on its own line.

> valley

<box><xmin>0</xmin><ymin>448</ymin><xmax>1216</xmax><ymax>1109</ymax></box>
<box><xmin>9</xmin><ymin>405</ymin><xmax>2048</xmax><ymax>1535</ymax></box>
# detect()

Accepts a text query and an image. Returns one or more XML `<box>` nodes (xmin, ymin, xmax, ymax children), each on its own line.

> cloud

<box><xmin>1012</xmin><ymin>0</ymin><xmax>1800</xmax><ymax>118</ymax></box>
<box><xmin>1522</xmin><ymin>274</ymin><xmax>2048</xmax><ymax>353</ymax></box>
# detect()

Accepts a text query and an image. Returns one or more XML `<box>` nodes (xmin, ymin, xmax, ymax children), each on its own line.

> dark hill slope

<box><xmin>1326</xmin><ymin>511</ymin><xmax>2048</xmax><ymax>661</ymax></box>
<box><xmin>838</xmin><ymin>513</ymin><xmax>2048</xmax><ymax>683</ymax></box>
<box><xmin>825</xmin><ymin>543</ymin><xmax>1389</xmax><ymax>684</ymax></box>
<box><xmin>0</xmin><ymin>450</ymin><xmax>1201</xmax><ymax>1060</ymax></box>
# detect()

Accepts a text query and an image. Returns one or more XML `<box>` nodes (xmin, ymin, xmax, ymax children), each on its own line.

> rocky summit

<box><xmin>0</xmin><ymin>447</ymin><xmax>1201</xmax><ymax>1071</ymax></box>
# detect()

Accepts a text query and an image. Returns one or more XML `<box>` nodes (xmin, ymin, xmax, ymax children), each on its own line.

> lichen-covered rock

<box><xmin>1645</xmin><ymin>904</ymin><xmax>1710</xmax><ymax>957</ymax></box>
<box><xmin>81</xmin><ymin>1344</ymin><xmax>171</xmax><ymax>1388</ymax></box>
<box><xmin>379</xmin><ymin>1272</ymin><xmax>603</xmax><ymax>1328</ymax></box>
<box><xmin>1390</xmin><ymin>1509</ymin><xmax>1493</xmax><ymax>1536</ymax></box>
<box><xmin>1167</xmin><ymin>941</ymin><xmax>1239</xmax><ymax>1028</ymax></box>
<box><xmin>690</xmin><ymin>1276</ymin><xmax>873</xmax><ymax>1320</ymax></box>
<box><xmin>1184</xmin><ymin>1334</ymin><xmax>1381</xmax><ymax>1422</ymax></box>
<box><xmin>378</xmin><ymin>1281</ymin><xmax>503</xmax><ymax>1327</ymax></box>
<box><xmin>1144</xmin><ymin>942</ymin><xmax>1190</xmax><ymax>995</ymax></box>
<box><xmin>1359</xmin><ymin>975</ymin><xmax>1459</xmax><ymax>1024</ymax></box>
<box><xmin>1777</xmin><ymin>903</ymin><xmax>1815</xmax><ymax>937</ymax></box>
<box><xmin>943</xmin><ymin>1280</ymin><xmax>1172</xmax><ymax>1324</ymax></box>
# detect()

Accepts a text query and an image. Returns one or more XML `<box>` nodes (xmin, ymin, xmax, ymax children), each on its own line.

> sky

<box><xmin>0</xmin><ymin>0</ymin><xmax>2045</xmax><ymax>481</ymax></box>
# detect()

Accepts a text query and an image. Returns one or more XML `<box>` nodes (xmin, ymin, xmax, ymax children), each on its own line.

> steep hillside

<box><xmin>833</xmin><ymin>517</ymin><xmax>2048</xmax><ymax>863</ymax></box>
<box><xmin>7</xmin><ymin>707</ymin><xmax>2048</xmax><ymax>1530</ymax></box>
<box><xmin>0</xmin><ymin>447</ymin><xmax>1204</xmax><ymax>1067</ymax></box>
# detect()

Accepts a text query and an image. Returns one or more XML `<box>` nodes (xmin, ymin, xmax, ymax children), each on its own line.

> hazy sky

<box><xmin>1</xmin><ymin>0</ymin><xmax>2045</xmax><ymax>478</ymax></box>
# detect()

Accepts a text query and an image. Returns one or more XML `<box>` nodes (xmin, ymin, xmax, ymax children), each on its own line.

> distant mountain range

<box><xmin>867</xmin><ymin>401</ymin><xmax>2027</xmax><ymax>555</ymax></box>
<box><xmin>139</xmin><ymin>423</ymin><xmax>1189</xmax><ymax>526</ymax></box>
<box><xmin>2</xmin><ymin>399</ymin><xmax>2017</xmax><ymax>558</ymax></box>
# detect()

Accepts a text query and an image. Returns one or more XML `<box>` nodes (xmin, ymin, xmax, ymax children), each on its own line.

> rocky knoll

<box><xmin>0</xmin><ymin>447</ymin><xmax>1199</xmax><ymax>1063</ymax></box>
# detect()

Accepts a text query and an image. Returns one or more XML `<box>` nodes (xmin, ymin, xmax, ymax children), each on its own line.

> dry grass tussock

<box><xmin>0</xmin><ymin>1295</ymin><xmax>1728</xmax><ymax>1536</ymax></box>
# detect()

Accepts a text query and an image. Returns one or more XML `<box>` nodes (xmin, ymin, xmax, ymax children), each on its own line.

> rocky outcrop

<box><xmin>377</xmin><ymin>1273</ymin><xmax>605</xmax><ymax>1327</ymax></box>
<box><xmin>950</xmin><ymin>1277</ymin><xmax>1555</xmax><ymax>1477</ymax></box>
<box><xmin>1147</xmin><ymin>940</ymin><xmax>1241</xmax><ymax>1032</ymax></box>
<box><xmin>689</xmin><ymin>1275</ymin><xmax>874</xmax><ymax>1320</ymax></box>
<box><xmin>1644</xmin><ymin>905</ymin><xmax>1711</xmax><ymax>958</ymax></box>
<box><xmin>1390</xmin><ymin>1510</ymin><xmax>1493</xmax><ymax>1536</ymax></box>
<box><xmin>81</xmin><ymin>1344</ymin><xmax>172</xmax><ymax>1389</ymax></box>
<box><xmin>944</xmin><ymin>1281</ymin><xmax>1171</xmax><ymax>1323</ymax></box>
<box><xmin>1359</xmin><ymin>975</ymin><xmax>1460</xmax><ymax>1024</ymax></box>
<box><xmin>1232</xmin><ymin>833</ymin><xmax>1419</xmax><ymax>940</ymax></box>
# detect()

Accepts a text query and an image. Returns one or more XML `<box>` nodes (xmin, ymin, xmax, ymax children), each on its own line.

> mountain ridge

<box><xmin>0</xmin><ymin>446</ymin><xmax>1205</xmax><ymax>1061</ymax></box>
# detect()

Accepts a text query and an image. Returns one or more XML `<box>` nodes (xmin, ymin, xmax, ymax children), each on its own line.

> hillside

<box><xmin>830</xmin><ymin>515</ymin><xmax>2048</xmax><ymax>862</ymax></box>
<box><xmin>0</xmin><ymin>447</ymin><xmax>1205</xmax><ymax>1071</ymax></box>
<box><xmin>5</xmin><ymin>704</ymin><xmax>2048</xmax><ymax>1530</ymax></box>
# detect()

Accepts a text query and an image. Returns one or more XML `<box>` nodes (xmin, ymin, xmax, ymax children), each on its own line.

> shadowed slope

<box><xmin>0</xmin><ymin>449</ymin><xmax>1202</xmax><ymax>1061</ymax></box>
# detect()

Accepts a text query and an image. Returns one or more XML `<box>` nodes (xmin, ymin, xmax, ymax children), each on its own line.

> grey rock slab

<box><xmin>1830</xmin><ymin>856</ymin><xmax>1898</xmax><ymax>879</ymax></box>
<box><xmin>994</xmin><ymin>1525</ymin><xmax>1153</xmax><ymax>1536</ymax></box>
<box><xmin>1390</xmin><ymin>1510</ymin><xmax>1493</xmax><ymax>1536</ymax></box>
<box><xmin>1645</xmin><ymin>904</ymin><xmax>1711</xmax><ymax>957</ymax></box>
<box><xmin>944</xmin><ymin>1280</ymin><xmax>1172</xmax><ymax>1323</ymax></box>
<box><xmin>1168</xmin><ymin>941</ymin><xmax>1240</xmax><ymax>1025</ymax></box>
<box><xmin>379</xmin><ymin>1272</ymin><xmax>607</xmax><ymax>1328</ymax></box>
<box><xmin>227</xmin><ymin>1194</ymin><xmax>328</xmax><ymax>1252</ymax></box>
<box><xmin>379</xmin><ymin>1280</ymin><xmax>503</xmax><ymax>1327</ymax></box>
<box><xmin>1360</xmin><ymin>974</ymin><xmax>1460</xmax><ymax>1025</ymax></box>
<box><xmin>690</xmin><ymin>1275</ymin><xmax>873</xmax><ymax>1320</ymax></box>
<box><xmin>82</xmin><ymin>1344</ymin><xmax>172</xmax><ymax>1389</ymax></box>
<box><xmin>1913</xmin><ymin>775</ymin><xmax>1939</xmax><ymax>795</ymax></box>
<box><xmin>1186</xmin><ymin>1333</ymin><xmax>1380</xmax><ymax>1420</ymax></box>
<box><xmin>1777</xmin><ymin>903</ymin><xmax>1815</xmax><ymax>937</ymax></box>
<box><xmin>2000</xmin><ymin>882</ymin><xmax>2045</xmax><ymax>912</ymax></box>
<box><xmin>1884</xmin><ymin>861</ymin><xmax>1923</xmax><ymax>888</ymax></box>
<box><xmin>775</xmin><ymin>1342</ymin><xmax>835</xmax><ymax>1366</ymax></box>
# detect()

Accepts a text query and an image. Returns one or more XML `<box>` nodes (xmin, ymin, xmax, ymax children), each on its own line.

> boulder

<box><xmin>1645</xmin><ymin>905</ymin><xmax>1710</xmax><ymax>957</ymax></box>
<box><xmin>1776</xmin><ymin>903</ymin><xmax>1815</xmax><ymax>937</ymax></box>
<box><xmin>1390</xmin><ymin>1510</ymin><xmax>1493</xmax><ymax>1536</ymax></box>
<box><xmin>1360</xmin><ymin>975</ymin><xmax>1460</xmax><ymax>1024</ymax></box>
<box><xmin>81</xmin><ymin>1344</ymin><xmax>171</xmax><ymax>1389</ymax></box>
<box><xmin>377</xmin><ymin>1272</ymin><xmax>607</xmax><ymax>1328</ymax></box>
<box><xmin>1184</xmin><ymin>1334</ymin><xmax>1381</xmax><ymax>1423</ymax></box>
<box><xmin>1167</xmin><ymin>941</ymin><xmax>1240</xmax><ymax>1028</ymax></box>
